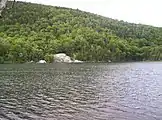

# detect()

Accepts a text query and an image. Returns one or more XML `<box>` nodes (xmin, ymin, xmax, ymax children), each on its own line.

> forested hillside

<box><xmin>0</xmin><ymin>1</ymin><xmax>162</xmax><ymax>63</ymax></box>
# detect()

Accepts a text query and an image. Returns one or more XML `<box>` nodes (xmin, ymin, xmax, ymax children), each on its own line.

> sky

<box><xmin>17</xmin><ymin>0</ymin><xmax>162</xmax><ymax>27</ymax></box>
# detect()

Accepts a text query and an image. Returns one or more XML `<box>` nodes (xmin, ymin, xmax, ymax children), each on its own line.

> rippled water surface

<box><xmin>0</xmin><ymin>62</ymin><xmax>162</xmax><ymax>120</ymax></box>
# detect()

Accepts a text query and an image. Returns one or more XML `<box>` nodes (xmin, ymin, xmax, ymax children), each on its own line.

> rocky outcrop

<box><xmin>54</xmin><ymin>53</ymin><xmax>73</xmax><ymax>63</ymax></box>
<box><xmin>0</xmin><ymin>0</ymin><xmax>8</xmax><ymax>17</ymax></box>
<box><xmin>54</xmin><ymin>53</ymin><xmax>83</xmax><ymax>63</ymax></box>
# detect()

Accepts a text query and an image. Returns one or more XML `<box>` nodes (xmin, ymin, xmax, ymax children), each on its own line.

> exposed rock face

<box><xmin>54</xmin><ymin>53</ymin><xmax>73</xmax><ymax>63</ymax></box>
<box><xmin>38</xmin><ymin>60</ymin><xmax>46</xmax><ymax>63</ymax></box>
<box><xmin>0</xmin><ymin>0</ymin><xmax>8</xmax><ymax>17</ymax></box>
<box><xmin>54</xmin><ymin>53</ymin><xmax>83</xmax><ymax>63</ymax></box>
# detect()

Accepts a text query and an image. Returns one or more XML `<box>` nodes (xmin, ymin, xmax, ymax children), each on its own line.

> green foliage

<box><xmin>44</xmin><ymin>54</ymin><xmax>54</xmax><ymax>63</ymax></box>
<box><xmin>0</xmin><ymin>56</ymin><xmax>4</xmax><ymax>64</ymax></box>
<box><xmin>0</xmin><ymin>37</ymin><xmax>10</xmax><ymax>62</ymax></box>
<box><xmin>0</xmin><ymin>1</ymin><xmax>161</xmax><ymax>63</ymax></box>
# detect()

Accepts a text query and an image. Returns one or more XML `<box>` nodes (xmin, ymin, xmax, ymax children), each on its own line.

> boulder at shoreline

<box><xmin>54</xmin><ymin>53</ymin><xmax>83</xmax><ymax>63</ymax></box>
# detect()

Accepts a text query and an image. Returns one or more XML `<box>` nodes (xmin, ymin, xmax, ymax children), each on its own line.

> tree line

<box><xmin>0</xmin><ymin>1</ymin><xmax>161</xmax><ymax>63</ymax></box>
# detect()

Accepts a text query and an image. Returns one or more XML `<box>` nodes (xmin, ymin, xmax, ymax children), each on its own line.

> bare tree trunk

<box><xmin>0</xmin><ymin>0</ymin><xmax>8</xmax><ymax>17</ymax></box>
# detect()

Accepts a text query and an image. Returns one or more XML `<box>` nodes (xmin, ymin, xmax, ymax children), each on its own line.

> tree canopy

<box><xmin>0</xmin><ymin>1</ymin><xmax>161</xmax><ymax>63</ymax></box>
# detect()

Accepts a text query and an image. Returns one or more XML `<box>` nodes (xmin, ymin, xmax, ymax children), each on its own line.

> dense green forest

<box><xmin>0</xmin><ymin>1</ymin><xmax>162</xmax><ymax>63</ymax></box>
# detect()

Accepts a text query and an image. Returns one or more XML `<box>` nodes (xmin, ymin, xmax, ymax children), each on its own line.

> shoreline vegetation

<box><xmin>1</xmin><ymin>60</ymin><xmax>162</xmax><ymax>65</ymax></box>
<box><xmin>0</xmin><ymin>1</ymin><xmax>162</xmax><ymax>64</ymax></box>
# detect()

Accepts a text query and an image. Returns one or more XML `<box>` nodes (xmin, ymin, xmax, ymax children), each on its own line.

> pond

<box><xmin>0</xmin><ymin>62</ymin><xmax>162</xmax><ymax>120</ymax></box>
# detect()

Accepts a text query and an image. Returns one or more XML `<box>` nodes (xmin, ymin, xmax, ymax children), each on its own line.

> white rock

<box><xmin>54</xmin><ymin>53</ymin><xmax>83</xmax><ymax>63</ymax></box>
<box><xmin>0</xmin><ymin>0</ymin><xmax>8</xmax><ymax>17</ymax></box>
<box><xmin>64</xmin><ymin>56</ymin><xmax>73</xmax><ymax>63</ymax></box>
<box><xmin>108</xmin><ymin>60</ymin><xmax>111</xmax><ymax>63</ymax></box>
<box><xmin>54</xmin><ymin>53</ymin><xmax>73</xmax><ymax>63</ymax></box>
<box><xmin>38</xmin><ymin>60</ymin><xmax>46</xmax><ymax>64</ymax></box>
<box><xmin>73</xmin><ymin>60</ymin><xmax>83</xmax><ymax>63</ymax></box>
<box><xmin>27</xmin><ymin>60</ymin><xmax>34</xmax><ymax>63</ymax></box>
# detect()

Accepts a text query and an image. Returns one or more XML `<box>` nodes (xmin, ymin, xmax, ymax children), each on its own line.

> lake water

<box><xmin>0</xmin><ymin>62</ymin><xmax>162</xmax><ymax>120</ymax></box>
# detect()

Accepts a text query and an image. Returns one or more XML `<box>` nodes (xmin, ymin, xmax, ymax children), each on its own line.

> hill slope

<box><xmin>0</xmin><ymin>1</ymin><xmax>162</xmax><ymax>63</ymax></box>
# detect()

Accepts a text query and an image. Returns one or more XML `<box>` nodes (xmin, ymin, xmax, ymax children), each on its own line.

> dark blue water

<box><xmin>0</xmin><ymin>62</ymin><xmax>162</xmax><ymax>120</ymax></box>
